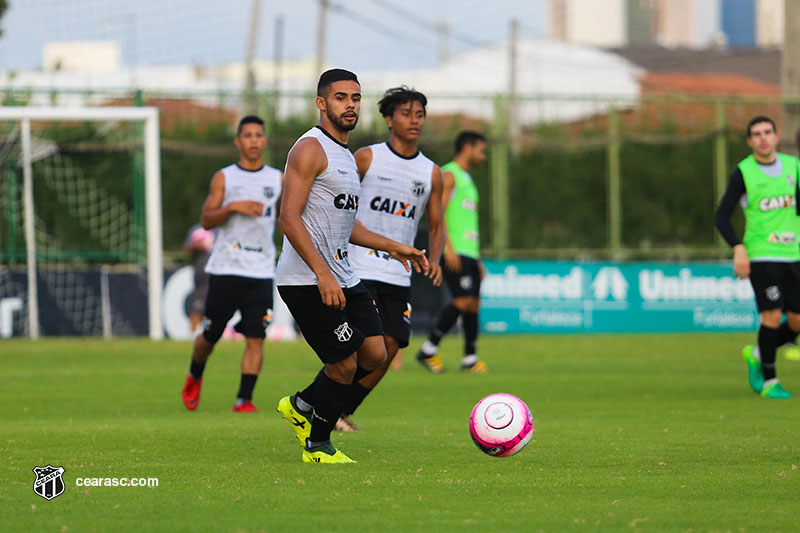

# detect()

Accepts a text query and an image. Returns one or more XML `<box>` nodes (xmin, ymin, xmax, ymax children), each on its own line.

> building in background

<box><xmin>550</xmin><ymin>0</ymin><xmax>627</xmax><ymax>47</ymax></box>
<box><xmin>756</xmin><ymin>0</ymin><xmax>784</xmax><ymax>47</ymax></box>
<box><xmin>550</xmin><ymin>0</ymin><xmax>783</xmax><ymax>49</ymax></box>
<box><xmin>43</xmin><ymin>41</ymin><xmax>121</xmax><ymax>72</ymax></box>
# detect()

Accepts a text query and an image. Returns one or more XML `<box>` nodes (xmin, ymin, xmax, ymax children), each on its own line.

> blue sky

<box><xmin>0</xmin><ymin>0</ymin><xmax>546</xmax><ymax>71</ymax></box>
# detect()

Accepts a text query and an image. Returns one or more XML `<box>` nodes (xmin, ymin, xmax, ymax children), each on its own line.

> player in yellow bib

<box><xmin>416</xmin><ymin>131</ymin><xmax>489</xmax><ymax>373</ymax></box>
<box><xmin>715</xmin><ymin>116</ymin><xmax>800</xmax><ymax>399</ymax></box>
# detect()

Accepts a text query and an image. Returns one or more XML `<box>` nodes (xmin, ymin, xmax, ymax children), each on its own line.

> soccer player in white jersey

<box><xmin>275</xmin><ymin>69</ymin><xmax>429</xmax><ymax>463</ymax></box>
<box><xmin>181</xmin><ymin>116</ymin><xmax>283</xmax><ymax>413</ymax></box>
<box><xmin>333</xmin><ymin>86</ymin><xmax>444</xmax><ymax>431</ymax></box>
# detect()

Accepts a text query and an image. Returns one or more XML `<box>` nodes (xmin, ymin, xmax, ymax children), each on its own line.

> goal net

<box><xmin>0</xmin><ymin>107</ymin><xmax>163</xmax><ymax>339</ymax></box>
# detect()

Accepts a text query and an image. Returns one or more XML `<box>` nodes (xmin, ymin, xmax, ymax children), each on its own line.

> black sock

<box><xmin>189</xmin><ymin>359</ymin><xmax>206</xmax><ymax>380</ymax></box>
<box><xmin>309</xmin><ymin>372</ymin><xmax>350</xmax><ymax>446</ymax></box>
<box><xmin>297</xmin><ymin>367</ymin><xmax>325</xmax><ymax>407</ymax></box>
<box><xmin>776</xmin><ymin>321</ymin><xmax>798</xmax><ymax>346</ymax></box>
<box><xmin>353</xmin><ymin>365</ymin><xmax>373</xmax><ymax>382</ymax></box>
<box><xmin>429</xmin><ymin>304</ymin><xmax>461</xmax><ymax>345</ymax></box>
<box><xmin>343</xmin><ymin>383</ymin><xmax>372</xmax><ymax>416</ymax></box>
<box><xmin>462</xmin><ymin>312</ymin><xmax>478</xmax><ymax>356</ymax></box>
<box><xmin>758</xmin><ymin>325</ymin><xmax>779</xmax><ymax>381</ymax></box>
<box><xmin>236</xmin><ymin>373</ymin><xmax>258</xmax><ymax>401</ymax></box>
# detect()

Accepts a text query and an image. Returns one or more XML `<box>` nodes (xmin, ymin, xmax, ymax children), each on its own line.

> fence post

<box><xmin>713</xmin><ymin>99</ymin><xmax>728</xmax><ymax>247</ymax></box>
<box><xmin>491</xmin><ymin>95</ymin><xmax>510</xmax><ymax>259</ymax></box>
<box><xmin>607</xmin><ymin>105</ymin><xmax>622</xmax><ymax>252</ymax></box>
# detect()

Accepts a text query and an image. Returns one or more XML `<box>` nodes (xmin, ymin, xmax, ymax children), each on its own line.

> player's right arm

<box><xmin>354</xmin><ymin>146</ymin><xmax>373</xmax><ymax>181</ymax></box>
<box><xmin>440</xmin><ymin>169</ymin><xmax>461</xmax><ymax>272</ymax></box>
<box><xmin>714</xmin><ymin>168</ymin><xmax>749</xmax><ymax>279</ymax></box>
<box><xmin>279</xmin><ymin>138</ymin><xmax>346</xmax><ymax>309</ymax></box>
<box><xmin>201</xmin><ymin>171</ymin><xmax>264</xmax><ymax>230</ymax></box>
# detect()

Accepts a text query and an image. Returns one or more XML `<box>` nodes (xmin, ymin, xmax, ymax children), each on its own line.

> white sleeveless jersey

<box><xmin>275</xmin><ymin>126</ymin><xmax>361</xmax><ymax>288</ymax></box>
<box><xmin>204</xmin><ymin>163</ymin><xmax>282</xmax><ymax>279</ymax></box>
<box><xmin>349</xmin><ymin>143</ymin><xmax>434</xmax><ymax>286</ymax></box>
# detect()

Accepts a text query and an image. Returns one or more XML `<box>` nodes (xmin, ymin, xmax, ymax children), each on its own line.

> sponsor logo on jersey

<box><xmin>333</xmin><ymin>193</ymin><xmax>359</xmax><ymax>210</ymax></box>
<box><xmin>411</xmin><ymin>180</ymin><xmax>426</xmax><ymax>197</ymax></box>
<box><xmin>233</xmin><ymin>241</ymin><xmax>263</xmax><ymax>253</ymax></box>
<box><xmin>377</xmin><ymin>175</ymin><xmax>392</xmax><ymax>182</ymax></box>
<box><xmin>369</xmin><ymin>196</ymin><xmax>417</xmax><ymax>219</ymax></box>
<box><xmin>767</xmin><ymin>231</ymin><xmax>796</xmax><ymax>244</ymax></box>
<box><xmin>758</xmin><ymin>194</ymin><xmax>795</xmax><ymax>211</ymax></box>
<box><xmin>337</xmin><ymin>168</ymin><xmax>349</xmax><ymax>175</ymax></box>
<box><xmin>368</xmin><ymin>249</ymin><xmax>392</xmax><ymax>261</ymax></box>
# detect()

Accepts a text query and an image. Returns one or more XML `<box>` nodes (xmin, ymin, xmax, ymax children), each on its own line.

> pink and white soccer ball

<box><xmin>469</xmin><ymin>393</ymin><xmax>534</xmax><ymax>457</ymax></box>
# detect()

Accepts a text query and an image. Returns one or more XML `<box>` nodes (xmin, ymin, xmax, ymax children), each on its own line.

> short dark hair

<box><xmin>454</xmin><ymin>131</ymin><xmax>486</xmax><ymax>154</ymax></box>
<box><xmin>317</xmin><ymin>68</ymin><xmax>359</xmax><ymax>97</ymax></box>
<box><xmin>746</xmin><ymin>116</ymin><xmax>776</xmax><ymax>137</ymax></box>
<box><xmin>237</xmin><ymin>115</ymin><xmax>265</xmax><ymax>135</ymax></box>
<box><xmin>378</xmin><ymin>86</ymin><xmax>427</xmax><ymax>117</ymax></box>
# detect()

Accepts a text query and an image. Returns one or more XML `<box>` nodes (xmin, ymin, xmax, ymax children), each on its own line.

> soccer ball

<box><xmin>469</xmin><ymin>393</ymin><xmax>534</xmax><ymax>457</ymax></box>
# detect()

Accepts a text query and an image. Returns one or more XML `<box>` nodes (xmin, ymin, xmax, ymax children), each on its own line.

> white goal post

<box><xmin>0</xmin><ymin>106</ymin><xmax>164</xmax><ymax>340</ymax></box>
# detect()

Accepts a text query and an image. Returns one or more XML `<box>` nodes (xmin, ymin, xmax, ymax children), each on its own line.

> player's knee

<box><xmin>201</xmin><ymin>317</ymin><xmax>226</xmax><ymax>344</ymax></box>
<box><xmin>327</xmin><ymin>357</ymin><xmax>358</xmax><ymax>384</ymax></box>
<box><xmin>760</xmin><ymin>309</ymin><xmax>783</xmax><ymax>328</ymax></box>
<box><xmin>786</xmin><ymin>312</ymin><xmax>800</xmax><ymax>332</ymax></box>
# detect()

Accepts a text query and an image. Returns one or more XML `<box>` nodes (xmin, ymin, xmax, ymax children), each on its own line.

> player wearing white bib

<box><xmin>336</xmin><ymin>86</ymin><xmax>444</xmax><ymax>431</ymax></box>
<box><xmin>181</xmin><ymin>116</ymin><xmax>283</xmax><ymax>413</ymax></box>
<box><xmin>274</xmin><ymin>69</ymin><xmax>429</xmax><ymax>464</ymax></box>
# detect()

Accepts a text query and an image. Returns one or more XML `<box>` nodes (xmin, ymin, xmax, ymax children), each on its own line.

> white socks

<box><xmin>420</xmin><ymin>340</ymin><xmax>438</xmax><ymax>356</ymax></box>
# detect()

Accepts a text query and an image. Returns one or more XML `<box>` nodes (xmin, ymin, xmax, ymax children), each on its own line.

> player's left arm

<box><xmin>425</xmin><ymin>165</ymin><xmax>445</xmax><ymax>286</ymax></box>
<box><xmin>350</xmin><ymin>220</ymin><xmax>429</xmax><ymax>274</ymax></box>
<box><xmin>354</xmin><ymin>147</ymin><xmax>373</xmax><ymax>182</ymax></box>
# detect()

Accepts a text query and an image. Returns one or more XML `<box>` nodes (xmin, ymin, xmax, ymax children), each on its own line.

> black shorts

<box><xmin>278</xmin><ymin>282</ymin><xmax>383</xmax><ymax>363</ymax></box>
<box><xmin>202</xmin><ymin>275</ymin><xmax>273</xmax><ymax>342</ymax></box>
<box><xmin>749</xmin><ymin>261</ymin><xmax>800</xmax><ymax>313</ymax></box>
<box><xmin>361</xmin><ymin>279</ymin><xmax>412</xmax><ymax>348</ymax></box>
<box><xmin>442</xmin><ymin>255</ymin><xmax>482</xmax><ymax>298</ymax></box>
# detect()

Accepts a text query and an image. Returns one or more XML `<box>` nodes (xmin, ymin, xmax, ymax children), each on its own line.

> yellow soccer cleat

<box><xmin>416</xmin><ymin>353</ymin><xmax>446</xmax><ymax>374</ymax></box>
<box><xmin>302</xmin><ymin>443</ymin><xmax>357</xmax><ymax>464</ymax></box>
<box><xmin>462</xmin><ymin>360</ymin><xmax>489</xmax><ymax>374</ymax></box>
<box><xmin>276</xmin><ymin>394</ymin><xmax>311</xmax><ymax>447</ymax></box>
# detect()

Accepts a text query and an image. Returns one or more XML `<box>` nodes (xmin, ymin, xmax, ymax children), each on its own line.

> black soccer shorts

<box><xmin>361</xmin><ymin>279</ymin><xmax>412</xmax><ymax>348</ymax></box>
<box><xmin>202</xmin><ymin>275</ymin><xmax>273</xmax><ymax>342</ymax></box>
<box><xmin>278</xmin><ymin>282</ymin><xmax>383</xmax><ymax>363</ymax></box>
<box><xmin>748</xmin><ymin>261</ymin><xmax>800</xmax><ymax>313</ymax></box>
<box><xmin>441</xmin><ymin>255</ymin><xmax>482</xmax><ymax>298</ymax></box>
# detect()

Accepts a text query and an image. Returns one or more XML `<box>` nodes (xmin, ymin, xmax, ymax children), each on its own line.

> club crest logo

<box><xmin>788</xmin><ymin>175</ymin><xmax>796</xmax><ymax>188</ymax></box>
<box><xmin>334</xmin><ymin>322</ymin><xmax>353</xmax><ymax>342</ymax></box>
<box><xmin>33</xmin><ymin>465</ymin><xmax>65</xmax><ymax>500</ymax></box>
<box><xmin>411</xmin><ymin>180</ymin><xmax>426</xmax><ymax>197</ymax></box>
<box><xmin>766</xmin><ymin>285</ymin><xmax>781</xmax><ymax>302</ymax></box>
<box><xmin>263</xmin><ymin>186</ymin><xmax>275</xmax><ymax>199</ymax></box>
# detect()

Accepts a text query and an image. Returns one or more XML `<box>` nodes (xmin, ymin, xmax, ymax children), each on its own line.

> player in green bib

<box><xmin>416</xmin><ymin>131</ymin><xmax>489</xmax><ymax>373</ymax></box>
<box><xmin>715</xmin><ymin>116</ymin><xmax>800</xmax><ymax>399</ymax></box>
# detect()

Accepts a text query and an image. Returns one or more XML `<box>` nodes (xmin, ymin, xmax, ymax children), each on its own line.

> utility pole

<box><xmin>243</xmin><ymin>0</ymin><xmax>262</xmax><ymax>115</ymax></box>
<box><xmin>314</xmin><ymin>0</ymin><xmax>330</xmax><ymax>84</ymax></box>
<box><xmin>782</xmin><ymin>0</ymin><xmax>800</xmax><ymax>152</ymax></box>
<box><xmin>273</xmin><ymin>15</ymin><xmax>284</xmax><ymax>94</ymax></box>
<box><xmin>436</xmin><ymin>20</ymin><xmax>450</xmax><ymax>65</ymax></box>
<box><xmin>508</xmin><ymin>18</ymin><xmax>520</xmax><ymax>150</ymax></box>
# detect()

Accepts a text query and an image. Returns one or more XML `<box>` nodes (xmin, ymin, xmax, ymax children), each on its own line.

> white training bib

<box><xmin>205</xmin><ymin>163</ymin><xmax>282</xmax><ymax>279</ymax></box>
<box><xmin>349</xmin><ymin>142</ymin><xmax>434</xmax><ymax>286</ymax></box>
<box><xmin>275</xmin><ymin>126</ymin><xmax>361</xmax><ymax>288</ymax></box>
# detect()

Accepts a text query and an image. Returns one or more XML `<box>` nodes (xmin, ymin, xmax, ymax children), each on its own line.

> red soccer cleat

<box><xmin>233</xmin><ymin>400</ymin><xmax>259</xmax><ymax>413</ymax></box>
<box><xmin>182</xmin><ymin>374</ymin><xmax>202</xmax><ymax>410</ymax></box>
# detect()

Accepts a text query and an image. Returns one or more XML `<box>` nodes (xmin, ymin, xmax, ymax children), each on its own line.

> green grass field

<box><xmin>2</xmin><ymin>334</ymin><xmax>799</xmax><ymax>532</ymax></box>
